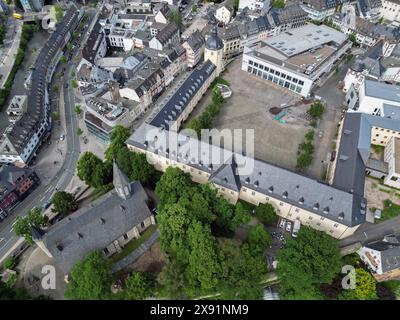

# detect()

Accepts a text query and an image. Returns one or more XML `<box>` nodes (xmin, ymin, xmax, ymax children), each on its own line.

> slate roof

<box><xmin>36</xmin><ymin>178</ymin><xmax>152</xmax><ymax>274</ymax></box>
<box><xmin>185</xmin><ymin>30</ymin><xmax>205</xmax><ymax>52</ymax></box>
<box><xmin>155</xmin><ymin>23</ymin><xmax>179</xmax><ymax>45</ymax></box>
<box><xmin>364</xmin><ymin>80</ymin><xmax>400</xmax><ymax>103</ymax></box>
<box><xmin>365</xmin><ymin>235</ymin><xmax>400</xmax><ymax>273</ymax></box>
<box><xmin>127</xmin><ymin>122</ymin><xmax>368</xmax><ymax>227</ymax></box>
<box><xmin>149</xmin><ymin>60</ymin><xmax>216</xmax><ymax>129</ymax></box>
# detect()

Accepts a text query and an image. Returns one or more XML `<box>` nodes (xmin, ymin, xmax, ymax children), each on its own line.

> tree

<box><xmin>348</xmin><ymin>32</ymin><xmax>357</xmax><ymax>46</ymax></box>
<box><xmin>305</xmin><ymin>129</ymin><xmax>314</xmax><ymax>141</ymax></box>
<box><xmin>169</xmin><ymin>11</ymin><xmax>183</xmax><ymax>28</ymax></box>
<box><xmin>51</xmin><ymin>191</ymin><xmax>78</xmax><ymax>215</ymax></box>
<box><xmin>307</xmin><ymin>102</ymin><xmax>325</xmax><ymax>119</ymax></box>
<box><xmin>77</xmin><ymin>152</ymin><xmax>112</xmax><ymax>189</ymax></box>
<box><xmin>186</xmin><ymin>221</ymin><xmax>222</xmax><ymax>294</ymax></box>
<box><xmin>65</xmin><ymin>251</ymin><xmax>112</xmax><ymax>300</ymax></box>
<box><xmin>254</xmin><ymin>203</ymin><xmax>276</xmax><ymax>224</ymax></box>
<box><xmin>74</xmin><ymin>105</ymin><xmax>82</xmax><ymax>115</ymax></box>
<box><xmin>155</xmin><ymin>167</ymin><xmax>195</xmax><ymax>207</ymax></box>
<box><xmin>299</xmin><ymin>141</ymin><xmax>314</xmax><ymax>154</ymax></box>
<box><xmin>76</xmin><ymin>128</ymin><xmax>83</xmax><ymax>136</ymax></box>
<box><xmin>272</xmin><ymin>0</ymin><xmax>285</xmax><ymax>8</ymax></box>
<box><xmin>130</xmin><ymin>152</ymin><xmax>156</xmax><ymax>184</ymax></box>
<box><xmin>3</xmin><ymin>257</ymin><xmax>16</xmax><ymax>270</ymax></box>
<box><xmin>13</xmin><ymin>208</ymin><xmax>48</xmax><ymax>244</ymax></box>
<box><xmin>296</xmin><ymin>152</ymin><xmax>313</xmax><ymax>171</ymax></box>
<box><xmin>71</xmin><ymin>80</ymin><xmax>78</xmax><ymax>89</ymax></box>
<box><xmin>187</xmin><ymin>118</ymin><xmax>202</xmax><ymax>136</ymax></box>
<box><xmin>339</xmin><ymin>268</ymin><xmax>378</xmax><ymax>300</ymax></box>
<box><xmin>105</xmin><ymin>125</ymin><xmax>130</xmax><ymax>162</ymax></box>
<box><xmin>115</xmin><ymin>147</ymin><xmax>133</xmax><ymax>177</ymax></box>
<box><xmin>54</xmin><ymin>4</ymin><xmax>64</xmax><ymax>22</ymax></box>
<box><xmin>276</xmin><ymin>227</ymin><xmax>342</xmax><ymax>299</ymax></box>
<box><xmin>124</xmin><ymin>272</ymin><xmax>154</xmax><ymax>300</ymax></box>
<box><xmin>246</xmin><ymin>224</ymin><xmax>272</xmax><ymax>253</ymax></box>
<box><xmin>60</xmin><ymin>55</ymin><xmax>67</xmax><ymax>64</ymax></box>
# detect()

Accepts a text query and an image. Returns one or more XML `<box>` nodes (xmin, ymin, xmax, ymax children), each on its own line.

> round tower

<box><xmin>204</xmin><ymin>26</ymin><xmax>224</xmax><ymax>76</ymax></box>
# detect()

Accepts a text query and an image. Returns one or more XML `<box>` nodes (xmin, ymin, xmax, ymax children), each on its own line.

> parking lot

<box><xmin>265</xmin><ymin>217</ymin><xmax>299</xmax><ymax>269</ymax></box>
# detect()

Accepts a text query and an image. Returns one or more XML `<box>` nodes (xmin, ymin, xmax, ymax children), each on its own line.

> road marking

<box><xmin>0</xmin><ymin>237</ymin><xmax>13</xmax><ymax>251</ymax></box>
<box><xmin>40</xmin><ymin>196</ymin><xmax>46</xmax><ymax>202</ymax></box>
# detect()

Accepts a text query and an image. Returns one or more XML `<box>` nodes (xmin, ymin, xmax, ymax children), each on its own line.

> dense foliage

<box><xmin>51</xmin><ymin>191</ymin><xmax>78</xmax><ymax>215</ymax></box>
<box><xmin>276</xmin><ymin>227</ymin><xmax>342</xmax><ymax>299</ymax></box>
<box><xmin>13</xmin><ymin>208</ymin><xmax>49</xmax><ymax>244</ymax></box>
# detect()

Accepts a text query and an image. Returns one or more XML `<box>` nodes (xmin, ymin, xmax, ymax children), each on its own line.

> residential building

<box><xmin>77</xmin><ymin>59</ymin><xmax>114</xmax><ymax>88</ymax></box>
<box><xmin>149</xmin><ymin>22</ymin><xmax>180</xmax><ymax>50</ymax></box>
<box><xmin>381</xmin><ymin>0</ymin><xmax>400</xmax><ymax>23</ymax></box>
<box><xmin>239</xmin><ymin>0</ymin><xmax>270</xmax><ymax>11</ymax></box>
<box><xmin>153</xmin><ymin>2</ymin><xmax>173</xmax><ymax>24</ymax></box>
<box><xmin>358</xmin><ymin>235</ymin><xmax>400</xmax><ymax>281</ymax></box>
<box><xmin>383</xmin><ymin>136</ymin><xmax>400</xmax><ymax>188</ymax></box>
<box><xmin>148</xmin><ymin>60</ymin><xmax>217</xmax><ymax>131</ymax></box>
<box><xmin>267</xmin><ymin>3</ymin><xmax>309</xmax><ymax>35</ymax></box>
<box><xmin>0</xmin><ymin>165</ymin><xmax>40</xmax><ymax>221</ymax></box>
<box><xmin>82</xmin><ymin>21</ymin><xmax>108</xmax><ymax>65</ymax></box>
<box><xmin>6</xmin><ymin>96</ymin><xmax>27</xmax><ymax>124</ymax></box>
<box><xmin>0</xmin><ymin>5</ymin><xmax>83</xmax><ymax>165</ymax></box>
<box><xmin>215</xmin><ymin>1</ymin><xmax>235</xmax><ymax>25</ymax></box>
<box><xmin>242</xmin><ymin>24</ymin><xmax>351</xmax><ymax>97</ymax></box>
<box><xmin>357</xmin><ymin>0</ymin><xmax>382</xmax><ymax>21</ymax></box>
<box><xmin>300</xmin><ymin>0</ymin><xmax>342</xmax><ymax>21</ymax></box>
<box><xmin>182</xmin><ymin>30</ymin><xmax>205</xmax><ymax>68</ymax></box>
<box><xmin>32</xmin><ymin>163</ymin><xmax>155</xmax><ymax>275</ymax></box>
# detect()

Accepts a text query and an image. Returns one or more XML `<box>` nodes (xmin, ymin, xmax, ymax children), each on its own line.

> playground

<box><xmin>213</xmin><ymin>58</ymin><xmax>314</xmax><ymax>171</ymax></box>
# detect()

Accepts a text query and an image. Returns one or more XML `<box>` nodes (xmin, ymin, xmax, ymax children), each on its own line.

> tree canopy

<box><xmin>124</xmin><ymin>272</ymin><xmax>154</xmax><ymax>300</ymax></box>
<box><xmin>51</xmin><ymin>191</ymin><xmax>78</xmax><ymax>215</ymax></box>
<box><xmin>65</xmin><ymin>251</ymin><xmax>113</xmax><ymax>300</ymax></box>
<box><xmin>276</xmin><ymin>227</ymin><xmax>342</xmax><ymax>299</ymax></box>
<box><xmin>254</xmin><ymin>203</ymin><xmax>277</xmax><ymax>224</ymax></box>
<box><xmin>339</xmin><ymin>268</ymin><xmax>378</xmax><ymax>300</ymax></box>
<box><xmin>13</xmin><ymin>208</ymin><xmax>48</xmax><ymax>244</ymax></box>
<box><xmin>77</xmin><ymin>152</ymin><xmax>112</xmax><ymax>189</ymax></box>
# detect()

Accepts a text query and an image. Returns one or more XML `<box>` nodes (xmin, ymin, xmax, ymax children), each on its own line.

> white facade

<box><xmin>242</xmin><ymin>49</ymin><xmax>313</xmax><ymax>97</ymax></box>
<box><xmin>215</xmin><ymin>6</ymin><xmax>233</xmax><ymax>24</ymax></box>
<box><xmin>381</xmin><ymin>0</ymin><xmax>400</xmax><ymax>22</ymax></box>
<box><xmin>384</xmin><ymin>136</ymin><xmax>400</xmax><ymax>188</ymax></box>
<box><xmin>239</xmin><ymin>0</ymin><xmax>268</xmax><ymax>11</ymax></box>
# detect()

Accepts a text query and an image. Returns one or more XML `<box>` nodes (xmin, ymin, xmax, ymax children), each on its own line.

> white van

<box><xmin>292</xmin><ymin>220</ymin><xmax>301</xmax><ymax>238</ymax></box>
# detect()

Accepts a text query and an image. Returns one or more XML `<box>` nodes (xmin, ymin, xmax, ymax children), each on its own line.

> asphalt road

<box><xmin>0</xmin><ymin>10</ymin><xmax>97</xmax><ymax>261</ymax></box>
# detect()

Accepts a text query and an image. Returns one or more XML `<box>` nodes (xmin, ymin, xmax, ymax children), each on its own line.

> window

<box><xmin>141</xmin><ymin>221</ymin><xmax>145</xmax><ymax>228</ymax></box>
<box><xmin>334</xmin><ymin>223</ymin><xmax>339</xmax><ymax>228</ymax></box>
<box><xmin>123</xmin><ymin>234</ymin><xmax>128</xmax><ymax>240</ymax></box>
<box><xmin>279</xmin><ymin>202</ymin><xmax>284</xmax><ymax>206</ymax></box>
<box><xmin>298</xmin><ymin>80</ymin><xmax>304</xmax><ymax>86</ymax></box>
<box><xmin>320</xmin><ymin>217</ymin><xmax>325</xmax><ymax>221</ymax></box>
<box><xmin>295</xmin><ymin>208</ymin><xmax>299</xmax><ymax>213</ymax></box>
<box><xmin>252</xmin><ymin>191</ymin><xmax>255</xmax><ymax>196</ymax></box>
<box><xmin>247</xmin><ymin>66</ymin><xmax>253</xmax><ymax>73</ymax></box>
<box><xmin>254</xmin><ymin>62</ymin><xmax>259</xmax><ymax>68</ymax></box>
<box><xmin>308</xmin><ymin>216</ymin><xmax>313</xmax><ymax>220</ymax></box>
<box><xmin>103</xmin><ymin>248</ymin><xmax>109</xmax><ymax>255</ymax></box>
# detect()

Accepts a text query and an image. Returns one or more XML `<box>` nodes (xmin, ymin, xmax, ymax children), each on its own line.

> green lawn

<box><xmin>110</xmin><ymin>224</ymin><xmax>158</xmax><ymax>263</ymax></box>
<box><xmin>379</xmin><ymin>200</ymin><xmax>400</xmax><ymax>222</ymax></box>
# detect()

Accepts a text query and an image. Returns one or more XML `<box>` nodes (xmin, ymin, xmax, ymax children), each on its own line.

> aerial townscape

<box><xmin>1</xmin><ymin>0</ymin><xmax>400</xmax><ymax>303</ymax></box>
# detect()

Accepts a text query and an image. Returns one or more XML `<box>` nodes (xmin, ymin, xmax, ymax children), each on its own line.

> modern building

<box><xmin>346</xmin><ymin>79</ymin><xmax>400</xmax><ymax>116</ymax></box>
<box><xmin>358</xmin><ymin>235</ymin><xmax>400</xmax><ymax>281</ymax></box>
<box><xmin>0</xmin><ymin>5</ymin><xmax>83</xmax><ymax>165</ymax></box>
<box><xmin>242</xmin><ymin>24</ymin><xmax>351</xmax><ymax>97</ymax></box>
<box><xmin>32</xmin><ymin>163</ymin><xmax>155</xmax><ymax>275</ymax></box>
<box><xmin>0</xmin><ymin>165</ymin><xmax>40</xmax><ymax>221</ymax></box>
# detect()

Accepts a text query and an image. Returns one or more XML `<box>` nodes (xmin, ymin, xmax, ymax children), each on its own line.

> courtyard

<box><xmin>197</xmin><ymin>57</ymin><xmax>344</xmax><ymax>179</ymax></box>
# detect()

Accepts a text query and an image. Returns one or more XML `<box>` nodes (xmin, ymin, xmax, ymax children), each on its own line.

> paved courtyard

<box><xmin>212</xmin><ymin>58</ymin><xmax>310</xmax><ymax>172</ymax></box>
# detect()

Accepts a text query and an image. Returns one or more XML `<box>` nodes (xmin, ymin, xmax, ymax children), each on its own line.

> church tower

<box><xmin>113</xmin><ymin>161</ymin><xmax>132</xmax><ymax>200</ymax></box>
<box><xmin>204</xmin><ymin>26</ymin><xmax>224</xmax><ymax>77</ymax></box>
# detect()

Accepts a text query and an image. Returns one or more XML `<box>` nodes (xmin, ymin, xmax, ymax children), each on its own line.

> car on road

<box><xmin>286</xmin><ymin>221</ymin><xmax>292</xmax><ymax>232</ymax></box>
<box><xmin>279</xmin><ymin>218</ymin><xmax>286</xmax><ymax>229</ymax></box>
<box><xmin>42</xmin><ymin>201</ymin><xmax>52</xmax><ymax>210</ymax></box>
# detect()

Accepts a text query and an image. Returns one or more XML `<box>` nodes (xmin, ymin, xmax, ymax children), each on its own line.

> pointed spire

<box><xmin>113</xmin><ymin>161</ymin><xmax>132</xmax><ymax>200</ymax></box>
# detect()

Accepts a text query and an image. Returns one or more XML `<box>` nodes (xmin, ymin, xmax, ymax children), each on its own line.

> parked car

<box><xmin>42</xmin><ymin>201</ymin><xmax>52</xmax><ymax>210</ymax></box>
<box><xmin>279</xmin><ymin>218</ymin><xmax>286</xmax><ymax>229</ymax></box>
<box><xmin>286</xmin><ymin>221</ymin><xmax>292</xmax><ymax>232</ymax></box>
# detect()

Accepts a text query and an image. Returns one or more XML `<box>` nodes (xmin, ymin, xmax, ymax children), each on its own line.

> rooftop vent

<box><xmin>313</xmin><ymin>203</ymin><xmax>319</xmax><ymax>210</ymax></box>
<box><xmin>268</xmin><ymin>186</ymin><xmax>274</xmax><ymax>193</ymax></box>
<box><xmin>323</xmin><ymin>207</ymin><xmax>330</xmax><ymax>214</ymax></box>
<box><xmin>338</xmin><ymin>212</ymin><xmax>344</xmax><ymax>220</ymax></box>
<box><xmin>299</xmin><ymin>197</ymin><xmax>304</xmax><ymax>204</ymax></box>
<box><xmin>100</xmin><ymin>218</ymin><xmax>106</xmax><ymax>224</ymax></box>
<box><xmin>282</xmin><ymin>191</ymin><xmax>288</xmax><ymax>198</ymax></box>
